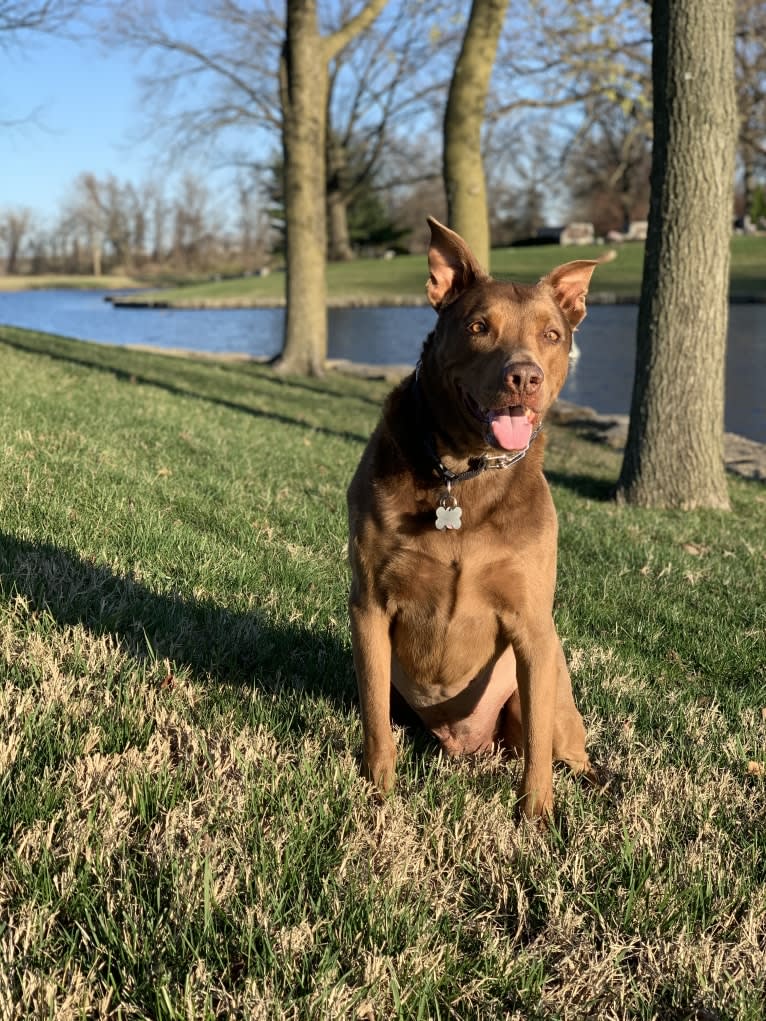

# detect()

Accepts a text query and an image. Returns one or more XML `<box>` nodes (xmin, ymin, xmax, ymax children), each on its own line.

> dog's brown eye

<box><xmin>467</xmin><ymin>320</ymin><xmax>487</xmax><ymax>335</ymax></box>
<box><xmin>544</xmin><ymin>329</ymin><xmax>561</xmax><ymax>342</ymax></box>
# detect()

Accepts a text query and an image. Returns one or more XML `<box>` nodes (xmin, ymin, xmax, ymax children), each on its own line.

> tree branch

<box><xmin>324</xmin><ymin>0</ymin><xmax>388</xmax><ymax>63</ymax></box>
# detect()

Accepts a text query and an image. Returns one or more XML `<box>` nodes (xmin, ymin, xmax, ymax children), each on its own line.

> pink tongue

<box><xmin>490</xmin><ymin>407</ymin><xmax>532</xmax><ymax>451</ymax></box>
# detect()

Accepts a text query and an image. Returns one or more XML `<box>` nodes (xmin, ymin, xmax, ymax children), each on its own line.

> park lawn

<box><xmin>111</xmin><ymin>235</ymin><xmax>766</xmax><ymax>307</ymax></box>
<box><xmin>0</xmin><ymin>324</ymin><xmax>764</xmax><ymax>1020</ymax></box>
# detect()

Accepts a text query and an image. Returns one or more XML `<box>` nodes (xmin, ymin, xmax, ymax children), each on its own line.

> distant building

<box><xmin>559</xmin><ymin>222</ymin><xmax>595</xmax><ymax>246</ymax></box>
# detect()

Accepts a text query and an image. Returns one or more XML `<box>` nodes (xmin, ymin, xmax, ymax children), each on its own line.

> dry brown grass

<box><xmin>1</xmin><ymin>327</ymin><xmax>764</xmax><ymax>1019</ymax></box>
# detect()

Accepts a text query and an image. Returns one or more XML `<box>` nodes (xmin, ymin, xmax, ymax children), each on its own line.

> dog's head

<box><xmin>421</xmin><ymin>217</ymin><xmax>614</xmax><ymax>454</ymax></box>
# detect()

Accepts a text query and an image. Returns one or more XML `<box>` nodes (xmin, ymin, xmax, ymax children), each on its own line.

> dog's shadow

<box><xmin>0</xmin><ymin>530</ymin><xmax>357</xmax><ymax>727</ymax></box>
<box><xmin>1</xmin><ymin>531</ymin><xmax>623</xmax><ymax>810</ymax></box>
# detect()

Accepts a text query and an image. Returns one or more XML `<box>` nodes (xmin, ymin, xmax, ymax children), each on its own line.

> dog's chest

<box><xmin>381</xmin><ymin>530</ymin><xmax>519</xmax><ymax>606</ymax></box>
<box><xmin>379</xmin><ymin>528</ymin><xmax>527</xmax><ymax>681</ymax></box>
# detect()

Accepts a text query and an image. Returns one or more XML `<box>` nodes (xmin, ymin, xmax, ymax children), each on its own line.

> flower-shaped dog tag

<box><xmin>435</xmin><ymin>498</ymin><xmax>462</xmax><ymax>530</ymax></box>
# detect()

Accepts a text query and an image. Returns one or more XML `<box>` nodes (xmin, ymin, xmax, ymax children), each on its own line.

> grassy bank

<box><xmin>109</xmin><ymin>235</ymin><xmax>766</xmax><ymax>307</ymax></box>
<box><xmin>0</xmin><ymin>324</ymin><xmax>764</xmax><ymax>1019</ymax></box>
<box><xmin>0</xmin><ymin>273</ymin><xmax>145</xmax><ymax>292</ymax></box>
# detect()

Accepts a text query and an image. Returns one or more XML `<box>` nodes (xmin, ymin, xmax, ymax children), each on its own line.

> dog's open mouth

<box><xmin>488</xmin><ymin>405</ymin><xmax>537</xmax><ymax>451</ymax></box>
<box><xmin>462</xmin><ymin>389</ymin><xmax>538</xmax><ymax>451</ymax></box>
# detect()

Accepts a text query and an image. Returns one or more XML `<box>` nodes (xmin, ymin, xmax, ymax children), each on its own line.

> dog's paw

<box><xmin>362</xmin><ymin>743</ymin><xmax>397</xmax><ymax>796</ymax></box>
<box><xmin>516</xmin><ymin>779</ymin><xmax>554</xmax><ymax>823</ymax></box>
<box><xmin>577</xmin><ymin>760</ymin><xmax>613</xmax><ymax>794</ymax></box>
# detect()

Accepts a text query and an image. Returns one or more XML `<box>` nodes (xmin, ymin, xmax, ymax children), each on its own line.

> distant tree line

<box><xmin>2</xmin><ymin>0</ymin><xmax>763</xmax><ymax>280</ymax></box>
<box><xmin>0</xmin><ymin>172</ymin><xmax>274</xmax><ymax>277</ymax></box>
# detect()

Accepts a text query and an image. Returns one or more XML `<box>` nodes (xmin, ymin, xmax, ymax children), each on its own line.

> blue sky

<box><xmin>2</xmin><ymin>31</ymin><xmax>159</xmax><ymax>225</ymax></box>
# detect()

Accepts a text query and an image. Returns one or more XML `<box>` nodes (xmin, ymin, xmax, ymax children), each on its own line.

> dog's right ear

<box><xmin>426</xmin><ymin>217</ymin><xmax>488</xmax><ymax>310</ymax></box>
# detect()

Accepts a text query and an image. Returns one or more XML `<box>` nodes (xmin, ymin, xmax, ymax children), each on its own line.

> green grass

<box><xmin>1</xmin><ymin>323</ymin><xmax>764</xmax><ymax>1020</ymax></box>
<box><xmin>113</xmin><ymin>236</ymin><xmax>766</xmax><ymax>307</ymax></box>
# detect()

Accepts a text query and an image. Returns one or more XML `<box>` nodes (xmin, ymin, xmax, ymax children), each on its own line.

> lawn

<box><xmin>110</xmin><ymin>235</ymin><xmax>766</xmax><ymax>307</ymax></box>
<box><xmin>0</xmin><ymin>324</ymin><xmax>764</xmax><ymax>1019</ymax></box>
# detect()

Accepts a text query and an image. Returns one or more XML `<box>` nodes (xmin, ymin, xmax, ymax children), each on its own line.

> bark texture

<box><xmin>278</xmin><ymin>0</ymin><xmax>328</xmax><ymax>376</ymax></box>
<box><xmin>616</xmin><ymin>0</ymin><xmax>736</xmax><ymax>508</ymax></box>
<box><xmin>327</xmin><ymin>136</ymin><xmax>353</xmax><ymax>262</ymax></box>
<box><xmin>277</xmin><ymin>0</ymin><xmax>387</xmax><ymax>376</ymax></box>
<box><xmin>443</xmin><ymin>0</ymin><xmax>508</xmax><ymax>272</ymax></box>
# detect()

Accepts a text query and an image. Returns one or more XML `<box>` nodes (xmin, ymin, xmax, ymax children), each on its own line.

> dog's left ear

<box><xmin>426</xmin><ymin>216</ymin><xmax>488</xmax><ymax>310</ymax></box>
<box><xmin>541</xmin><ymin>251</ymin><xmax>616</xmax><ymax>329</ymax></box>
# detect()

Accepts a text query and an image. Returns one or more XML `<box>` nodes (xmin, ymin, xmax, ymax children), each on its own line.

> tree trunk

<box><xmin>276</xmin><ymin>0</ymin><xmax>329</xmax><ymax>376</ymax></box>
<box><xmin>90</xmin><ymin>234</ymin><xmax>103</xmax><ymax>277</ymax></box>
<box><xmin>615</xmin><ymin>0</ymin><xmax>736</xmax><ymax>509</ymax></box>
<box><xmin>742</xmin><ymin>152</ymin><xmax>756</xmax><ymax>222</ymax></box>
<box><xmin>274</xmin><ymin>0</ymin><xmax>387</xmax><ymax>375</ymax></box>
<box><xmin>5</xmin><ymin>237</ymin><xmax>20</xmax><ymax>275</ymax></box>
<box><xmin>327</xmin><ymin>190</ymin><xmax>353</xmax><ymax>260</ymax></box>
<box><xmin>443</xmin><ymin>0</ymin><xmax>508</xmax><ymax>272</ymax></box>
<box><xmin>327</xmin><ymin>135</ymin><xmax>354</xmax><ymax>261</ymax></box>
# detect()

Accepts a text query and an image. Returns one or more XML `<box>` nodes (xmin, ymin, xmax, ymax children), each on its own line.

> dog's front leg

<box><xmin>350</xmin><ymin>600</ymin><xmax>396</xmax><ymax>793</ymax></box>
<box><xmin>515</xmin><ymin>618</ymin><xmax>560</xmax><ymax>820</ymax></box>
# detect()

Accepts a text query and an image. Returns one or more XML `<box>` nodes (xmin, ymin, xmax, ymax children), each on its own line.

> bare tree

<box><xmin>63</xmin><ymin>173</ymin><xmax>109</xmax><ymax>276</ymax></box>
<box><xmin>491</xmin><ymin>1</ymin><xmax>762</xmax><ymax>236</ymax></box>
<box><xmin>483</xmin><ymin>117</ymin><xmax>563</xmax><ymax>244</ymax></box>
<box><xmin>141</xmin><ymin>180</ymin><xmax>169</xmax><ymax>264</ymax></box>
<box><xmin>489</xmin><ymin>0</ymin><xmax>651</xmax><ymax>230</ymax></box>
<box><xmin>103</xmin><ymin>1</ymin><xmax>450</xmax><ymax>267</ymax></box>
<box><xmin>0</xmin><ymin>207</ymin><xmax>32</xmax><ymax>272</ymax></box>
<box><xmin>170</xmin><ymin>174</ymin><xmax>214</xmax><ymax>271</ymax></box>
<box><xmin>234</xmin><ymin>170</ymin><xmax>271</xmax><ymax>270</ymax></box>
<box><xmin>442</xmin><ymin>0</ymin><xmax>653</xmax><ymax>259</ymax></box>
<box><xmin>1</xmin><ymin>1</ymin><xmax>86</xmax><ymax>124</ymax></box>
<box><xmin>566</xmin><ymin>97</ymin><xmax>651</xmax><ymax>234</ymax></box>
<box><xmin>61</xmin><ymin>174</ymin><xmax>146</xmax><ymax>274</ymax></box>
<box><xmin>102</xmin><ymin>1</ymin><xmax>283</xmax><ymax>163</ymax></box>
<box><xmin>736</xmin><ymin>0</ymin><xmax>766</xmax><ymax>218</ymax></box>
<box><xmin>443</xmin><ymin>0</ymin><xmax>509</xmax><ymax>271</ymax></box>
<box><xmin>615</xmin><ymin>0</ymin><xmax>737</xmax><ymax>509</ymax></box>
<box><xmin>324</xmin><ymin>0</ymin><xmax>456</xmax><ymax>260</ymax></box>
<box><xmin>276</xmin><ymin>0</ymin><xmax>388</xmax><ymax>376</ymax></box>
<box><xmin>0</xmin><ymin>0</ymin><xmax>80</xmax><ymax>43</ymax></box>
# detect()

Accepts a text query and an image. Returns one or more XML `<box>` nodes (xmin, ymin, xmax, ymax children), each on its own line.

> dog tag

<box><xmin>435</xmin><ymin>491</ymin><xmax>462</xmax><ymax>530</ymax></box>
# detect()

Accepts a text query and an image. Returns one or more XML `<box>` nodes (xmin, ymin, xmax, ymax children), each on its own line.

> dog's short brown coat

<box><xmin>347</xmin><ymin>218</ymin><xmax>611</xmax><ymax>818</ymax></box>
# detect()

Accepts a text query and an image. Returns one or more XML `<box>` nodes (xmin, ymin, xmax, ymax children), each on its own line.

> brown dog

<box><xmin>347</xmin><ymin>218</ymin><xmax>612</xmax><ymax>818</ymax></box>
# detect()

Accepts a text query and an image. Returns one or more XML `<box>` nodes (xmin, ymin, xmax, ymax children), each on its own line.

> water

<box><xmin>1</xmin><ymin>289</ymin><xmax>764</xmax><ymax>443</ymax></box>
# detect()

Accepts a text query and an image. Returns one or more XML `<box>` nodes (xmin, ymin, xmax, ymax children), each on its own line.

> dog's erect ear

<box><xmin>426</xmin><ymin>216</ymin><xmax>488</xmax><ymax>310</ymax></box>
<box><xmin>541</xmin><ymin>250</ymin><xmax>616</xmax><ymax>329</ymax></box>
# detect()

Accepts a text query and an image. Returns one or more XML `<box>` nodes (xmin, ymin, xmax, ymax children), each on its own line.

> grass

<box><xmin>109</xmin><ymin>236</ymin><xmax>766</xmax><ymax>307</ymax></box>
<box><xmin>0</xmin><ymin>323</ymin><xmax>765</xmax><ymax>1020</ymax></box>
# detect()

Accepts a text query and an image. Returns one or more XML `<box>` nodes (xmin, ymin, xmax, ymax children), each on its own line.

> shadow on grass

<box><xmin>229</xmin><ymin>359</ymin><xmax>388</xmax><ymax>408</ymax></box>
<box><xmin>0</xmin><ymin>531</ymin><xmax>618</xmax><ymax>803</ymax></box>
<box><xmin>0</xmin><ymin>330</ymin><xmax>371</xmax><ymax>446</ymax></box>
<box><xmin>545</xmin><ymin>469</ymin><xmax>616</xmax><ymax>502</ymax></box>
<box><xmin>0</xmin><ymin>531</ymin><xmax>357</xmax><ymax>719</ymax></box>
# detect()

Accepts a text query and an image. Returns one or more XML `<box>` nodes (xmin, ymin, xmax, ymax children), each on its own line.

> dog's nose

<box><xmin>505</xmin><ymin>360</ymin><xmax>544</xmax><ymax>395</ymax></box>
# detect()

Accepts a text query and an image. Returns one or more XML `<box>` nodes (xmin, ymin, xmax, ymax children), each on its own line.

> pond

<box><xmin>1</xmin><ymin>288</ymin><xmax>764</xmax><ymax>443</ymax></box>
